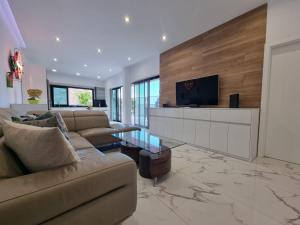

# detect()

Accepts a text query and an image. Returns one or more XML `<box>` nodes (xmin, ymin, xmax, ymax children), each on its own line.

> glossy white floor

<box><xmin>121</xmin><ymin>145</ymin><xmax>300</xmax><ymax>225</ymax></box>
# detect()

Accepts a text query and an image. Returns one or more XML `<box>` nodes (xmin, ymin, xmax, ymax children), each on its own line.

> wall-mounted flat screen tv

<box><xmin>176</xmin><ymin>75</ymin><xmax>219</xmax><ymax>106</ymax></box>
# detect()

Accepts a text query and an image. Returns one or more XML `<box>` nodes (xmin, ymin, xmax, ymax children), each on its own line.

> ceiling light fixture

<box><xmin>97</xmin><ymin>48</ymin><xmax>102</xmax><ymax>54</ymax></box>
<box><xmin>52</xmin><ymin>69</ymin><xmax>57</xmax><ymax>72</ymax></box>
<box><xmin>109</xmin><ymin>68</ymin><xmax>112</xmax><ymax>72</ymax></box>
<box><xmin>76</xmin><ymin>72</ymin><xmax>80</xmax><ymax>76</ymax></box>
<box><xmin>84</xmin><ymin>64</ymin><xmax>88</xmax><ymax>67</ymax></box>
<box><xmin>55</xmin><ymin>36</ymin><xmax>60</xmax><ymax>42</ymax></box>
<box><xmin>53</xmin><ymin>58</ymin><xmax>58</xmax><ymax>62</ymax></box>
<box><xmin>124</xmin><ymin>15</ymin><xmax>130</xmax><ymax>24</ymax></box>
<box><xmin>162</xmin><ymin>34</ymin><xmax>167</xmax><ymax>42</ymax></box>
<box><xmin>128</xmin><ymin>57</ymin><xmax>132</xmax><ymax>62</ymax></box>
<box><xmin>97</xmin><ymin>75</ymin><xmax>101</xmax><ymax>79</ymax></box>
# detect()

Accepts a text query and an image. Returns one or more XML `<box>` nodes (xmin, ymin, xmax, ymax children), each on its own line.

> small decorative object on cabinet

<box><xmin>27</xmin><ymin>89</ymin><xmax>43</xmax><ymax>104</ymax></box>
<box><xmin>229</xmin><ymin>93</ymin><xmax>240</xmax><ymax>108</ymax></box>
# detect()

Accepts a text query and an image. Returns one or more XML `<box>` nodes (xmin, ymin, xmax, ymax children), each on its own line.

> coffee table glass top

<box><xmin>113</xmin><ymin>129</ymin><xmax>184</xmax><ymax>154</ymax></box>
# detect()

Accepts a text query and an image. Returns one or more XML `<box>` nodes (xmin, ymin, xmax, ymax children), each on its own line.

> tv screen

<box><xmin>176</xmin><ymin>75</ymin><xmax>219</xmax><ymax>106</ymax></box>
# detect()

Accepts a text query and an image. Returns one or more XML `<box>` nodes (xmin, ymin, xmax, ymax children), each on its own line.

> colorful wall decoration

<box><xmin>6</xmin><ymin>49</ymin><xmax>24</xmax><ymax>88</ymax></box>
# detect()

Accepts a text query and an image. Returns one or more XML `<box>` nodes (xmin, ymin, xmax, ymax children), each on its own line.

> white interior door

<box><xmin>265</xmin><ymin>41</ymin><xmax>300</xmax><ymax>164</ymax></box>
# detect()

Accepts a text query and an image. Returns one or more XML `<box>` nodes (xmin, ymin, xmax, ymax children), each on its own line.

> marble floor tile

<box><xmin>122</xmin><ymin>195</ymin><xmax>186</xmax><ymax>225</ymax></box>
<box><xmin>121</xmin><ymin>145</ymin><xmax>300</xmax><ymax>225</ymax></box>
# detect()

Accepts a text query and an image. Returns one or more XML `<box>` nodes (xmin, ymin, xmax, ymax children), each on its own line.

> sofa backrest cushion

<box><xmin>28</xmin><ymin>110</ymin><xmax>76</xmax><ymax>132</ymax></box>
<box><xmin>28</xmin><ymin>110</ymin><xmax>110</xmax><ymax>131</ymax></box>
<box><xmin>53</xmin><ymin>111</ymin><xmax>76</xmax><ymax>132</ymax></box>
<box><xmin>0</xmin><ymin>137</ymin><xmax>25</xmax><ymax>179</ymax></box>
<box><xmin>73</xmin><ymin>111</ymin><xmax>110</xmax><ymax>131</ymax></box>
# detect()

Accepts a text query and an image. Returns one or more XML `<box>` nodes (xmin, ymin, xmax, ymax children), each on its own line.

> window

<box><xmin>68</xmin><ymin>87</ymin><xmax>93</xmax><ymax>106</ymax></box>
<box><xmin>131</xmin><ymin>76</ymin><xmax>159</xmax><ymax>128</ymax></box>
<box><xmin>50</xmin><ymin>85</ymin><xmax>94</xmax><ymax>107</ymax></box>
<box><xmin>52</xmin><ymin>86</ymin><xmax>68</xmax><ymax>106</ymax></box>
<box><xmin>111</xmin><ymin>86</ymin><xmax>123</xmax><ymax>122</ymax></box>
<box><xmin>150</xmin><ymin>78</ymin><xmax>160</xmax><ymax>108</ymax></box>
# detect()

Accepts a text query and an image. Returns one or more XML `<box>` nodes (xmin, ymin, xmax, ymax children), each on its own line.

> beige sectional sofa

<box><xmin>0</xmin><ymin>109</ymin><xmax>139</xmax><ymax>225</ymax></box>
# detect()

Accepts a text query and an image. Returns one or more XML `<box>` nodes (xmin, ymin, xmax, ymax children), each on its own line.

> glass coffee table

<box><xmin>113</xmin><ymin>130</ymin><xmax>183</xmax><ymax>185</ymax></box>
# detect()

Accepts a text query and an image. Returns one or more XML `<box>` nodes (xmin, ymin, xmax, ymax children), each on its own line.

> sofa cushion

<box><xmin>0</xmin><ymin>137</ymin><xmax>25</xmax><ymax>179</ymax></box>
<box><xmin>3</xmin><ymin>121</ymin><xmax>80</xmax><ymax>172</ymax></box>
<box><xmin>0</xmin><ymin>149</ymin><xmax>136</xmax><ymax>225</ymax></box>
<box><xmin>74</xmin><ymin>111</ymin><xmax>110</xmax><ymax>131</ymax></box>
<box><xmin>69</xmin><ymin>132</ymin><xmax>81</xmax><ymax>138</ymax></box>
<box><xmin>78</xmin><ymin>128</ymin><xmax>120</xmax><ymax>146</ymax></box>
<box><xmin>69</xmin><ymin>136</ymin><xmax>94</xmax><ymax>151</ymax></box>
<box><xmin>78</xmin><ymin>127</ymin><xmax>117</xmax><ymax>137</ymax></box>
<box><xmin>54</xmin><ymin>111</ymin><xmax>76</xmax><ymax>132</ymax></box>
<box><xmin>110</xmin><ymin>121</ymin><xmax>140</xmax><ymax>133</ymax></box>
<box><xmin>55</xmin><ymin>112</ymin><xmax>71</xmax><ymax>140</ymax></box>
<box><xmin>18</xmin><ymin>114</ymin><xmax>58</xmax><ymax>127</ymax></box>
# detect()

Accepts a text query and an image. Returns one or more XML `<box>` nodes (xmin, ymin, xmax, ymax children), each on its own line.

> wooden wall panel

<box><xmin>160</xmin><ymin>5</ymin><xmax>267</xmax><ymax>108</ymax></box>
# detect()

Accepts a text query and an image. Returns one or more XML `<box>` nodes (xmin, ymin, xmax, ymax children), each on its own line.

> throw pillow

<box><xmin>14</xmin><ymin>112</ymin><xmax>70</xmax><ymax>140</ymax></box>
<box><xmin>36</xmin><ymin>111</ymin><xmax>54</xmax><ymax>120</ymax></box>
<box><xmin>11</xmin><ymin>114</ymin><xmax>37</xmax><ymax>122</ymax></box>
<box><xmin>20</xmin><ymin>116</ymin><xmax>58</xmax><ymax>128</ymax></box>
<box><xmin>0</xmin><ymin>108</ymin><xmax>18</xmax><ymax>137</ymax></box>
<box><xmin>54</xmin><ymin>112</ymin><xmax>70</xmax><ymax>140</ymax></box>
<box><xmin>0</xmin><ymin>137</ymin><xmax>26</xmax><ymax>178</ymax></box>
<box><xmin>3</xmin><ymin>120</ymin><xmax>80</xmax><ymax>172</ymax></box>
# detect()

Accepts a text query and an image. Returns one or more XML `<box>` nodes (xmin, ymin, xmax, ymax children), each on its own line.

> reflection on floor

<box><xmin>122</xmin><ymin>145</ymin><xmax>300</xmax><ymax>225</ymax></box>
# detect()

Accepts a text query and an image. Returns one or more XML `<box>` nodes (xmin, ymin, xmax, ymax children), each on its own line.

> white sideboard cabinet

<box><xmin>149</xmin><ymin>108</ymin><xmax>259</xmax><ymax>161</ymax></box>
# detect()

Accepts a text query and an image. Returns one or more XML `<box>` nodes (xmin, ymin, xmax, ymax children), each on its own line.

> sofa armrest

<box><xmin>0</xmin><ymin>150</ymin><xmax>137</xmax><ymax>225</ymax></box>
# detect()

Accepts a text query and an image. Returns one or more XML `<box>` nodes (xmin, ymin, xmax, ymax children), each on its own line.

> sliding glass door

<box><xmin>111</xmin><ymin>86</ymin><xmax>123</xmax><ymax>122</ymax></box>
<box><xmin>132</xmin><ymin>76</ymin><xmax>160</xmax><ymax>128</ymax></box>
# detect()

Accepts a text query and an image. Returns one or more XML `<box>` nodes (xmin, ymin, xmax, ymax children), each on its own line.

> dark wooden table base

<box><xmin>120</xmin><ymin>142</ymin><xmax>171</xmax><ymax>185</ymax></box>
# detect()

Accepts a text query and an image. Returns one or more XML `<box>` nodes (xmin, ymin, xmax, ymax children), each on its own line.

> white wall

<box><xmin>47</xmin><ymin>72</ymin><xmax>105</xmax><ymax>88</ymax></box>
<box><xmin>266</xmin><ymin>0</ymin><xmax>300</xmax><ymax>45</ymax></box>
<box><xmin>259</xmin><ymin>0</ymin><xmax>300</xmax><ymax>159</ymax></box>
<box><xmin>105</xmin><ymin>70</ymin><xmax>126</xmax><ymax>121</ymax></box>
<box><xmin>0</xmin><ymin>5</ymin><xmax>23</xmax><ymax>107</ymax></box>
<box><xmin>22</xmin><ymin>64</ymin><xmax>47</xmax><ymax>104</ymax></box>
<box><xmin>105</xmin><ymin>54</ymin><xmax>160</xmax><ymax>123</ymax></box>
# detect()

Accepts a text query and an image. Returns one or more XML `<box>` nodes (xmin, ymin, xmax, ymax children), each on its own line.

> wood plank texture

<box><xmin>160</xmin><ymin>5</ymin><xmax>267</xmax><ymax>108</ymax></box>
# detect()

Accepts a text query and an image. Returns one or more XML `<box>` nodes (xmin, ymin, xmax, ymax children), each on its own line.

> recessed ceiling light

<box><xmin>97</xmin><ymin>75</ymin><xmax>101</xmax><ymax>79</ymax></box>
<box><xmin>109</xmin><ymin>68</ymin><xmax>112</xmax><ymax>72</ymax></box>
<box><xmin>53</xmin><ymin>58</ymin><xmax>58</xmax><ymax>62</ymax></box>
<box><xmin>128</xmin><ymin>57</ymin><xmax>132</xmax><ymax>61</ymax></box>
<box><xmin>76</xmin><ymin>72</ymin><xmax>80</xmax><ymax>76</ymax></box>
<box><xmin>55</xmin><ymin>36</ymin><xmax>60</xmax><ymax>42</ymax></box>
<box><xmin>52</xmin><ymin>69</ymin><xmax>57</xmax><ymax>72</ymax></box>
<box><xmin>124</xmin><ymin>15</ymin><xmax>130</xmax><ymax>24</ymax></box>
<box><xmin>84</xmin><ymin>64</ymin><xmax>88</xmax><ymax>67</ymax></box>
<box><xmin>162</xmin><ymin>34</ymin><xmax>167</xmax><ymax>42</ymax></box>
<box><xmin>97</xmin><ymin>48</ymin><xmax>102</xmax><ymax>54</ymax></box>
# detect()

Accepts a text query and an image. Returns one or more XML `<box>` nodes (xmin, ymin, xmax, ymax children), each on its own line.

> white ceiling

<box><xmin>9</xmin><ymin>0</ymin><xmax>266</xmax><ymax>80</ymax></box>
